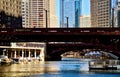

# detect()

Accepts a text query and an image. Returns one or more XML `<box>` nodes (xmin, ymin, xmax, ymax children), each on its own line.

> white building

<box><xmin>0</xmin><ymin>42</ymin><xmax>46</xmax><ymax>61</ymax></box>
<box><xmin>80</xmin><ymin>15</ymin><xmax>91</xmax><ymax>27</ymax></box>
<box><xmin>49</xmin><ymin>0</ymin><xmax>58</xmax><ymax>28</ymax></box>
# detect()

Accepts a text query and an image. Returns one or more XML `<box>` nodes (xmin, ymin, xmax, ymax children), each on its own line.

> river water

<box><xmin>0</xmin><ymin>58</ymin><xmax>120</xmax><ymax>77</ymax></box>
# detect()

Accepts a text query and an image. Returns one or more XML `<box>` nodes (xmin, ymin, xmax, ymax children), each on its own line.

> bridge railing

<box><xmin>0</xmin><ymin>28</ymin><xmax>120</xmax><ymax>33</ymax></box>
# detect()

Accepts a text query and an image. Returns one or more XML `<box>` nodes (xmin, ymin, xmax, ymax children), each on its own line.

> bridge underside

<box><xmin>45</xmin><ymin>42</ymin><xmax>120</xmax><ymax>61</ymax></box>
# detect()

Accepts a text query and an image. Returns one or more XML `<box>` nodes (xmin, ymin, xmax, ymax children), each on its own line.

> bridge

<box><xmin>0</xmin><ymin>28</ymin><xmax>120</xmax><ymax>60</ymax></box>
<box><xmin>0</xmin><ymin>28</ymin><xmax>120</xmax><ymax>42</ymax></box>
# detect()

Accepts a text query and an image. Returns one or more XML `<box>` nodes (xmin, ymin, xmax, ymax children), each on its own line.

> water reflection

<box><xmin>0</xmin><ymin>58</ymin><xmax>120</xmax><ymax>77</ymax></box>
<box><xmin>0</xmin><ymin>61</ymin><xmax>61</xmax><ymax>76</ymax></box>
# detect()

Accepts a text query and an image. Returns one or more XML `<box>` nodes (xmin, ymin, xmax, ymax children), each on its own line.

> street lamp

<box><xmin>44</xmin><ymin>9</ymin><xmax>48</xmax><ymax>28</ymax></box>
<box><xmin>66</xmin><ymin>17</ymin><xmax>69</xmax><ymax>28</ymax></box>
<box><xmin>112</xmin><ymin>8</ymin><xmax>114</xmax><ymax>28</ymax></box>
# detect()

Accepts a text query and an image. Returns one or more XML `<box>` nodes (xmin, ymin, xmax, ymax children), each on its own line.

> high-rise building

<box><xmin>22</xmin><ymin>0</ymin><xmax>58</xmax><ymax>28</ymax></box>
<box><xmin>115</xmin><ymin>0</ymin><xmax>120</xmax><ymax>27</ymax></box>
<box><xmin>60</xmin><ymin>0</ymin><xmax>64</xmax><ymax>27</ymax></box>
<box><xmin>80</xmin><ymin>15</ymin><xmax>91</xmax><ymax>27</ymax></box>
<box><xmin>49</xmin><ymin>0</ymin><xmax>58</xmax><ymax>28</ymax></box>
<box><xmin>91</xmin><ymin>0</ymin><xmax>115</xmax><ymax>27</ymax></box>
<box><xmin>60</xmin><ymin>0</ymin><xmax>81</xmax><ymax>28</ymax></box>
<box><xmin>0</xmin><ymin>0</ymin><xmax>22</xmax><ymax>28</ymax></box>
<box><xmin>75</xmin><ymin>0</ymin><xmax>81</xmax><ymax>28</ymax></box>
<box><xmin>22</xmin><ymin>0</ymin><xmax>45</xmax><ymax>28</ymax></box>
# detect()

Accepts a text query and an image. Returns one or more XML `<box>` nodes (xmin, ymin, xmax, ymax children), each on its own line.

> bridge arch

<box><xmin>46</xmin><ymin>43</ymin><xmax>120</xmax><ymax>61</ymax></box>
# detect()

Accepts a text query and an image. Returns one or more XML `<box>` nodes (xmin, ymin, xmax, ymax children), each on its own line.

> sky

<box><xmin>81</xmin><ymin>0</ymin><xmax>90</xmax><ymax>15</ymax></box>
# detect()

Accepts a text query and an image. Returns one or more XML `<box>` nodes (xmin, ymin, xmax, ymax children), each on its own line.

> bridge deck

<box><xmin>0</xmin><ymin>28</ymin><xmax>120</xmax><ymax>42</ymax></box>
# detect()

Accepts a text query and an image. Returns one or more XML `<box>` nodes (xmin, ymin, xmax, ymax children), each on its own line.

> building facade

<box><xmin>91</xmin><ymin>0</ymin><xmax>115</xmax><ymax>27</ymax></box>
<box><xmin>80</xmin><ymin>15</ymin><xmax>91</xmax><ymax>27</ymax></box>
<box><xmin>22</xmin><ymin>0</ymin><xmax>58</xmax><ymax>28</ymax></box>
<box><xmin>115</xmin><ymin>0</ymin><xmax>120</xmax><ymax>27</ymax></box>
<box><xmin>0</xmin><ymin>42</ymin><xmax>46</xmax><ymax>61</ymax></box>
<box><xmin>0</xmin><ymin>0</ymin><xmax>22</xmax><ymax>28</ymax></box>
<box><xmin>60</xmin><ymin>0</ymin><xmax>81</xmax><ymax>28</ymax></box>
<box><xmin>49</xmin><ymin>0</ymin><xmax>58</xmax><ymax>28</ymax></box>
<box><xmin>60</xmin><ymin>0</ymin><xmax>64</xmax><ymax>27</ymax></box>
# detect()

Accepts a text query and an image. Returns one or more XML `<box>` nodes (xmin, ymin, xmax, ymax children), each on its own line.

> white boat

<box><xmin>0</xmin><ymin>55</ymin><xmax>11</xmax><ymax>65</ymax></box>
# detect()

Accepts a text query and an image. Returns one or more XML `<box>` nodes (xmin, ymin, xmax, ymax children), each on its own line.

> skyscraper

<box><xmin>60</xmin><ymin>0</ymin><xmax>64</xmax><ymax>27</ymax></box>
<box><xmin>115</xmin><ymin>0</ymin><xmax>120</xmax><ymax>27</ymax></box>
<box><xmin>91</xmin><ymin>0</ymin><xmax>115</xmax><ymax>27</ymax></box>
<box><xmin>75</xmin><ymin>0</ymin><xmax>81</xmax><ymax>28</ymax></box>
<box><xmin>60</xmin><ymin>0</ymin><xmax>81</xmax><ymax>28</ymax></box>
<box><xmin>22</xmin><ymin>0</ymin><xmax>58</xmax><ymax>28</ymax></box>
<box><xmin>49</xmin><ymin>0</ymin><xmax>58</xmax><ymax>28</ymax></box>
<box><xmin>0</xmin><ymin>0</ymin><xmax>22</xmax><ymax>28</ymax></box>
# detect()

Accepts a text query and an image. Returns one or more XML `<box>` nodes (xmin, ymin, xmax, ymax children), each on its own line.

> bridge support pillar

<box><xmin>14</xmin><ymin>50</ymin><xmax>16</xmax><ymax>58</ymax></box>
<box><xmin>3</xmin><ymin>51</ymin><xmax>5</xmax><ymax>56</ymax></box>
<box><xmin>40</xmin><ymin>48</ymin><xmax>45</xmax><ymax>61</ymax></box>
<box><xmin>28</xmin><ymin>50</ymin><xmax>31</xmax><ymax>58</ymax></box>
<box><xmin>34</xmin><ymin>50</ymin><xmax>36</xmax><ymax>59</ymax></box>
<box><xmin>22</xmin><ymin>49</ymin><xmax>24</xmax><ymax>59</ymax></box>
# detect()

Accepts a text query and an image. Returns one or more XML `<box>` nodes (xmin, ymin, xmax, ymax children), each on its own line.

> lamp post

<box><xmin>66</xmin><ymin>17</ymin><xmax>69</xmax><ymax>28</ymax></box>
<box><xmin>44</xmin><ymin>9</ymin><xmax>48</xmax><ymax>57</ymax></box>
<box><xmin>112</xmin><ymin>8</ymin><xmax>114</xmax><ymax>28</ymax></box>
<box><xmin>61</xmin><ymin>0</ymin><xmax>64</xmax><ymax>28</ymax></box>
<box><xmin>44</xmin><ymin>10</ymin><xmax>48</xmax><ymax>28</ymax></box>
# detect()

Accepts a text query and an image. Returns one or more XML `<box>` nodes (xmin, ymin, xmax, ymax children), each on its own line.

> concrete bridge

<box><xmin>46</xmin><ymin>42</ymin><xmax>120</xmax><ymax>61</ymax></box>
<box><xmin>0</xmin><ymin>28</ymin><xmax>120</xmax><ymax>42</ymax></box>
<box><xmin>0</xmin><ymin>28</ymin><xmax>120</xmax><ymax>61</ymax></box>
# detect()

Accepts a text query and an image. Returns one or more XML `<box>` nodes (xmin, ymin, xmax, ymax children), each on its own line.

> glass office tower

<box><xmin>60</xmin><ymin>0</ymin><xmax>81</xmax><ymax>28</ymax></box>
<box><xmin>75</xmin><ymin>0</ymin><xmax>81</xmax><ymax>28</ymax></box>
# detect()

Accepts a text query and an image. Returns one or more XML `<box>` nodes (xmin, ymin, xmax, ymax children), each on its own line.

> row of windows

<box><xmin>26</xmin><ymin>19</ymin><xmax>44</xmax><ymax>21</ymax></box>
<box><xmin>98</xmin><ymin>24</ymin><xmax>109</xmax><ymax>26</ymax></box>
<box><xmin>29</xmin><ymin>4</ymin><xmax>43</xmax><ymax>6</ymax></box>
<box><xmin>22</xmin><ymin>24</ymin><xmax>44</xmax><ymax>27</ymax></box>
<box><xmin>98</xmin><ymin>7</ymin><xmax>110</xmax><ymax>10</ymax></box>
<box><xmin>98</xmin><ymin>12</ymin><xmax>109</xmax><ymax>16</ymax></box>
<box><xmin>98</xmin><ymin>16</ymin><xmax>109</xmax><ymax>19</ymax></box>
<box><xmin>98</xmin><ymin>19</ymin><xmax>109</xmax><ymax>23</ymax></box>
<box><xmin>30</xmin><ymin>2</ymin><xmax>43</xmax><ymax>4</ymax></box>
<box><xmin>97</xmin><ymin>15</ymin><xmax>109</xmax><ymax>19</ymax></box>
<box><xmin>22</xmin><ymin>19</ymin><xmax>44</xmax><ymax>22</ymax></box>
<box><xmin>98</xmin><ymin>19</ymin><xmax>109</xmax><ymax>21</ymax></box>
<box><xmin>22</xmin><ymin>21</ymin><xmax>44</xmax><ymax>23</ymax></box>
<box><xmin>1</xmin><ymin>1</ymin><xmax>21</xmax><ymax>4</ymax></box>
<box><xmin>22</xmin><ymin>13</ymin><xmax>43</xmax><ymax>16</ymax></box>
<box><xmin>98</xmin><ymin>3</ymin><xmax>109</xmax><ymax>7</ymax></box>
<box><xmin>0</xmin><ymin>5</ymin><xmax>21</xmax><ymax>9</ymax></box>
<box><xmin>22</xmin><ymin>7</ymin><xmax>43</xmax><ymax>11</ymax></box>
<box><xmin>29</xmin><ymin>3</ymin><xmax>43</xmax><ymax>5</ymax></box>
<box><xmin>98</xmin><ymin>23</ymin><xmax>109</xmax><ymax>26</ymax></box>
